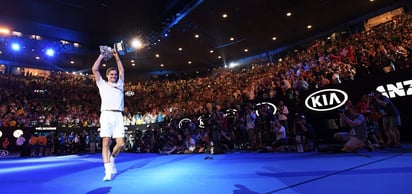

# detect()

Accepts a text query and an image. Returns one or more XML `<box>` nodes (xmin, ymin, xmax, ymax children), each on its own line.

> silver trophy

<box><xmin>99</xmin><ymin>41</ymin><xmax>127</xmax><ymax>61</ymax></box>
<box><xmin>99</xmin><ymin>45</ymin><xmax>113</xmax><ymax>61</ymax></box>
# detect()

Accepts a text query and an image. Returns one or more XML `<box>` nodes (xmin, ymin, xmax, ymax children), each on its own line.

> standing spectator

<box><xmin>89</xmin><ymin>130</ymin><xmax>97</xmax><ymax>153</ymax></box>
<box><xmin>57</xmin><ymin>133</ymin><xmax>67</xmax><ymax>155</ymax></box>
<box><xmin>45</xmin><ymin>134</ymin><xmax>54</xmax><ymax>156</ymax></box>
<box><xmin>294</xmin><ymin>76</ymin><xmax>309</xmax><ymax>92</ymax></box>
<box><xmin>79</xmin><ymin>130</ymin><xmax>87</xmax><ymax>153</ymax></box>
<box><xmin>16</xmin><ymin>134</ymin><xmax>26</xmax><ymax>157</ymax></box>
<box><xmin>74</xmin><ymin>133</ymin><xmax>81</xmax><ymax>153</ymax></box>
<box><xmin>276</xmin><ymin>100</ymin><xmax>290</xmax><ymax>136</ymax></box>
<box><xmin>371</xmin><ymin>92</ymin><xmax>401</xmax><ymax>147</ymax></box>
<box><xmin>92</xmin><ymin>47</ymin><xmax>125</xmax><ymax>181</ymax></box>
<box><xmin>2</xmin><ymin>137</ymin><xmax>10</xmax><ymax>149</ymax></box>
<box><xmin>245</xmin><ymin>106</ymin><xmax>257</xmax><ymax>149</ymax></box>
<box><xmin>234</xmin><ymin>107</ymin><xmax>248</xmax><ymax>150</ymax></box>
<box><xmin>28</xmin><ymin>134</ymin><xmax>39</xmax><ymax>156</ymax></box>
<box><xmin>67</xmin><ymin>132</ymin><xmax>75</xmax><ymax>153</ymax></box>
<box><xmin>356</xmin><ymin>94</ymin><xmax>382</xmax><ymax>148</ymax></box>
<box><xmin>37</xmin><ymin>133</ymin><xmax>47</xmax><ymax>156</ymax></box>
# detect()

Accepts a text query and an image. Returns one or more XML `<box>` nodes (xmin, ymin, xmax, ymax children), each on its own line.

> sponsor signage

<box><xmin>35</xmin><ymin>127</ymin><xmax>57</xmax><ymax>131</ymax></box>
<box><xmin>304</xmin><ymin>89</ymin><xmax>348</xmax><ymax>112</ymax></box>
<box><xmin>178</xmin><ymin>118</ymin><xmax>192</xmax><ymax>129</ymax></box>
<box><xmin>376</xmin><ymin>79</ymin><xmax>412</xmax><ymax>99</ymax></box>
<box><xmin>254</xmin><ymin>102</ymin><xmax>277</xmax><ymax>116</ymax></box>
<box><xmin>125</xmin><ymin>91</ymin><xmax>135</xmax><ymax>97</ymax></box>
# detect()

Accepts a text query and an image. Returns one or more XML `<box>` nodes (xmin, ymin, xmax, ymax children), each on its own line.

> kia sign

<box><xmin>179</xmin><ymin>118</ymin><xmax>192</xmax><ymax>129</ymax></box>
<box><xmin>304</xmin><ymin>89</ymin><xmax>348</xmax><ymax>112</ymax></box>
<box><xmin>254</xmin><ymin>102</ymin><xmax>277</xmax><ymax>116</ymax></box>
<box><xmin>125</xmin><ymin>91</ymin><xmax>135</xmax><ymax>97</ymax></box>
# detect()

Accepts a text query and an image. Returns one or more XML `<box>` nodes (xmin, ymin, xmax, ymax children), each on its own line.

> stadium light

<box><xmin>11</xmin><ymin>43</ymin><xmax>21</xmax><ymax>51</ymax></box>
<box><xmin>45</xmin><ymin>48</ymin><xmax>55</xmax><ymax>57</ymax></box>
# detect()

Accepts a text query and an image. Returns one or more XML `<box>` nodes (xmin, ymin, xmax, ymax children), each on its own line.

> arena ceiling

<box><xmin>0</xmin><ymin>0</ymin><xmax>408</xmax><ymax>75</ymax></box>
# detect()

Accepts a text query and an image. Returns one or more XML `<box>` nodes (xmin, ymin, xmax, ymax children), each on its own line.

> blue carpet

<box><xmin>0</xmin><ymin>146</ymin><xmax>411</xmax><ymax>194</ymax></box>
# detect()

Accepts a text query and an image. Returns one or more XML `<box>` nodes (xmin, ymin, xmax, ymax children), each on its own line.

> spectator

<box><xmin>37</xmin><ymin>133</ymin><xmax>47</xmax><ymax>156</ymax></box>
<box><xmin>276</xmin><ymin>100</ymin><xmax>290</xmax><ymax>136</ymax></box>
<box><xmin>371</xmin><ymin>91</ymin><xmax>401</xmax><ymax>147</ymax></box>
<box><xmin>183</xmin><ymin>133</ymin><xmax>196</xmax><ymax>154</ymax></box>
<box><xmin>28</xmin><ymin>134</ymin><xmax>39</xmax><ymax>156</ymax></box>
<box><xmin>334</xmin><ymin>105</ymin><xmax>370</xmax><ymax>152</ymax></box>
<box><xmin>293</xmin><ymin>114</ymin><xmax>317</xmax><ymax>152</ymax></box>
<box><xmin>2</xmin><ymin>137</ymin><xmax>10</xmax><ymax>149</ymax></box>
<box><xmin>16</xmin><ymin>134</ymin><xmax>26</xmax><ymax>157</ymax></box>
<box><xmin>270</xmin><ymin>120</ymin><xmax>288</xmax><ymax>152</ymax></box>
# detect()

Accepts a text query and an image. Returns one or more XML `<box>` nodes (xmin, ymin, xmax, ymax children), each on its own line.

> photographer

<box><xmin>294</xmin><ymin>114</ymin><xmax>317</xmax><ymax>152</ymax></box>
<box><xmin>334</xmin><ymin>105</ymin><xmax>368</xmax><ymax>152</ymax></box>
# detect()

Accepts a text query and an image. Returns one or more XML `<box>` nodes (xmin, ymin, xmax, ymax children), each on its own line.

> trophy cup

<box><xmin>99</xmin><ymin>45</ymin><xmax>113</xmax><ymax>61</ymax></box>
<box><xmin>99</xmin><ymin>40</ymin><xmax>127</xmax><ymax>61</ymax></box>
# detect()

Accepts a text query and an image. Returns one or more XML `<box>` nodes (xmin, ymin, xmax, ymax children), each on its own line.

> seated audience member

<box><xmin>183</xmin><ymin>133</ymin><xmax>197</xmax><ymax>154</ymax></box>
<box><xmin>217</xmin><ymin>128</ymin><xmax>234</xmax><ymax>153</ymax></box>
<box><xmin>159</xmin><ymin>127</ymin><xmax>180</xmax><ymax>155</ymax></box>
<box><xmin>270</xmin><ymin>120</ymin><xmax>288</xmax><ymax>151</ymax></box>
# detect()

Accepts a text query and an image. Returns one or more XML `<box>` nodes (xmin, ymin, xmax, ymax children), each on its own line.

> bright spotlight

<box><xmin>0</xmin><ymin>27</ymin><xmax>10</xmax><ymax>35</ymax></box>
<box><xmin>228</xmin><ymin>62</ymin><xmax>239</xmax><ymax>68</ymax></box>
<box><xmin>131</xmin><ymin>39</ymin><xmax>143</xmax><ymax>49</ymax></box>
<box><xmin>11</xmin><ymin>43</ymin><xmax>21</xmax><ymax>51</ymax></box>
<box><xmin>45</xmin><ymin>48</ymin><xmax>55</xmax><ymax>56</ymax></box>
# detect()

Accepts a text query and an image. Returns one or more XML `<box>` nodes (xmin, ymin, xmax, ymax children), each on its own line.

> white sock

<box><xmin>110</xmin><ymin>156</ymin><xmax>115</xmax><ymax>163</ymax></box>
<box><xmin>104</xmin><ymin>163</ymin><xmax>112</xmax><ymax>173</ymax></box>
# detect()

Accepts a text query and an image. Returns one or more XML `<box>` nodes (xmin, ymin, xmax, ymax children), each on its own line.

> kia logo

<box><xmin>179</xmin><ymin>118</ymin><xmax>192</xmax><ymax>129</ymax></box>
<box><xmin>125</xmin><ymin>91</ymin><xmax>135</xmax><ymax>97</ymax></box>
<box><xmin>304</xmin><ymin>89</ymin><xmax>348</xmax><ymax>112</ymax></box>
<box><xmin>0</xmin><ymin>149</ymin><xmax>9</xmax><ymax>157</ymax></box>
<box><xmin>254</xmin><ymin>102</ymin><xmax>277</xmax><ymax>116</ymax></box>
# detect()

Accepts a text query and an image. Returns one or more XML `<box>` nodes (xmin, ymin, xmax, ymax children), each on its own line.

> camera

<box><xmin>294</xmin><ymin>113</ymin><xmax>305</xmax><ymax>120</ymax></box>
<box><xmin>337</xmin><ymin>108</ymin><xmax>347</xmax><ymax>114</ymax></box>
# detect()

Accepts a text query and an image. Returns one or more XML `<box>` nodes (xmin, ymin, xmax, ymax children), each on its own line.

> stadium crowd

<box><xmin>0</xmin><ymin>12</ymin><xmax>411</xmax><ymax>156</ymax></box>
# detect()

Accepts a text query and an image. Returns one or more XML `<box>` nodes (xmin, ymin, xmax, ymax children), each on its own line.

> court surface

<box><xmin>0</xmin><ymin>145</ymin><xmax>411</xmax><ymax>194</ymax></box>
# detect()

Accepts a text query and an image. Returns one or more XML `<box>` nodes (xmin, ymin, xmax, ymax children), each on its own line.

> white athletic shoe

<box><xmin>103</xmin><ymin>173</ymin><xmax>112</xmax><ymax>181</ymax></box>
<box><xmin>103</xmin><ymin>163</ymin><xmax>112</xmax><ymax>181</ymax></box>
